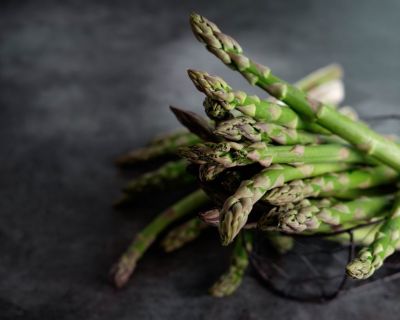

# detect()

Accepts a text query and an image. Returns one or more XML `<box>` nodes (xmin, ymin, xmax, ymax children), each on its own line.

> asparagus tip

<box><xmin>109</xmin><ymin>259</ymin><xmax>136</xmax><ymax>288</ymax></box>
<box><xmin>346</xmin><ymin>258</ymin><xmax>373</xmax><ymax>280</ymax></box>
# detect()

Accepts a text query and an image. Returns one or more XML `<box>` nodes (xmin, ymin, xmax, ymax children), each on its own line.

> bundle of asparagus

<box><xmin>110</xmin><ymin>13</ymin><xmax>400</xmax><ymax>297</ymax></box>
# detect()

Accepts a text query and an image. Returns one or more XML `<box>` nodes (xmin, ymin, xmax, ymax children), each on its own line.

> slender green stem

<box><xmin>110</xmin><ymin>190</ymin><xmax>209</xmax><ymax>288</ymax></box>
<box><xmin>161</xmin><ymin>218</ymin><xmax>207</xmax><ymax>252</ymax></box>
<box><xmin>295</xmin><ymin>64</ymin><xmax>343</xmax><ymax>92</ymax></box>
<box><xmin>209</xmin><ymin>232</ymin><xmax>252</xmax><ymax>297</ymax></box>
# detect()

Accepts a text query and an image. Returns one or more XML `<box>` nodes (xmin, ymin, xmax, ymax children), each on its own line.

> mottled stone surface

<box><xmin>1</xmin><ymin>0</ymin><xmax>400</xmax><ymax>319</ymax></box>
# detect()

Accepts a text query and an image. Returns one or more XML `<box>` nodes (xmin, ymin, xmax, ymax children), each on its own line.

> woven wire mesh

<box><xmin>249</xmin><ymin>223</ymin><xmax>400</xmax><ymax>303</ymax></box>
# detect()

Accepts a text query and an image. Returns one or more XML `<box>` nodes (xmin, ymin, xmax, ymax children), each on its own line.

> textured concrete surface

<box><xmin>1</xmin><ymin>0</ymin><xmax>400</xmax><ymax>319</ymax></box>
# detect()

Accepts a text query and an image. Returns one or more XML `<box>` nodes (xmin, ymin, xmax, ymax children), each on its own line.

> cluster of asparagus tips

<box><xmin>110</xmin><ymin>12</ymin><xmax>400</xmax><ymax>298</ymax></box>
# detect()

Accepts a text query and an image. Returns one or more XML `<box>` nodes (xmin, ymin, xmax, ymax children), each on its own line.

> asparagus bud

<box><xmin>347</xmin><ymin>193</ymin><xmax>400</xmax><ymax>279</ymax></box>
<box><xmin>110</xmin><ymin>190</ymin><xmax>209</xmax><ymax>288</ymax></box>
<box><xmin>161</xmin><ymin>218</ymin><xmax>207</xmax><ymax>252</ymax></box>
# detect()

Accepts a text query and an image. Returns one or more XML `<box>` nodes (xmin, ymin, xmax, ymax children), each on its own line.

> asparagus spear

<box><xmin>190</xmin><ymin>13</ymin><xmax>400</xmax><ymax>172</ymax></box>
<box><xmin>258</xmin><ymin>198</ymin><xmax>335</xmax><ymax>231</ymax></box>
<box><xmin>294</xmin><ymin>64</ymin><xmax>343</xmax><ymax>93</ymax></box>
<box><xmin>161</xmin><ymin>217</ymin><xmax>207</xmax><ymax>252</ymax></box>
<box><xmin>200</xmin><ymin>64</ymin><xmax>344</xmax><ymax>121</ymax></box>
<box><xmin>169</xmin><ymin>106</ymin><xmax>217</xmax><ymax>142</ymax></box>
<box><xmin>214</xmin><ymin>116</ymin><xmax>321</xmax><ymax>145</ymax></box>
<box><xmin>123</xmin><ymin>159</ymin><xmax>194</xmax><ymax>194</ymax></box>
<box><xmin>219</xmin><ymin>162</ymin><xmax>352</xmax><ymax>245</ymax></box>
<box><xmin>188</xmin><ymin>69</ymin><xmax>326</xmax><ymax>133</ymax></box>
<box><xmin>209</xmin><ymin>233</ymin><xmax>252</xmax><ymax>297</ymax></box>
<box><xmin>347</xmin><ymin>192</ymin><xmax>400</xmax><ymax>279</ymax></box>
<box><xmin>181</xmin><ymin>141</ymin><xmax>368</xmax><ymax>168</ymax></box>
<box><xmin>110</xmin><ymin>189</ymin><xmax>209</xmax><ymax>288</ymax></box>
<box><xmin>274</xmin><ymin>196</ymin><xmax>391</xmax><ymax>233</ymax></box>
<box><xmin>115</xmin><ymin>132</ymin><xmax>201</xmax><ymax>166</ymax></box>
<box><xmin>263</xmin><ymin>165</ymin><xmax>398</xmax><ymax>205</ymax></box>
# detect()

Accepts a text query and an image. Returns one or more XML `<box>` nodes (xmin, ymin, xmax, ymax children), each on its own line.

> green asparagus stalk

<box><xmin>115</xmin><ymin>132</ymin><xmax>201</xmax><ymax>166</ymax></box>
<box><xmin>181</xmin><ymin>141</ymin><xmax>369</xmax><ymax>168</ymax></box>
<box><xmin>263</xmin><ymin>165</ymin><xmax>398</xmax><ymax>205</ymax></box>
<box><xmin>188</xmin><ymin>69</ymin><xmax>326</xmax><ymax>134</ymax></box>
<box><xmin>110</xmin><ymin>189</ymin><xmax>210</xmax><ymax>288</ymax></box>
<box><xmin>219</xmin><ymin>162</ymin><xmax>352</xmax><ymax>245</ymax></box>
<box><xmin>209</xmin><ymin>232</ymin><xmax>252</xmax><ymax>297</ymax></box>
<box><xmin>214</xmin><ymin>116</ymin><xmax>321</xmax><ymax>145</ymax></box>
<box><xmin>327</xmin><ymin>223</ymin><xmax>382</xmax><ymax>247</ymax></box>
<box><xmin>294</xmin><ymin>64</ymin><xmax>343</xmax><ymax>93</ymax></box>
<box><xmin>272</xmin><ymin>63</ymin><xmax>344</xmax><ymax>107</ymax></box>
<box><xmin>161</xmin><ymin>218</ymin><xmax>207</xmax><ymax>252</ymax></box>
<box><xmin>123</xmin><ymin>159</ymin><xmax>194</xmax><ymax>194</ymax></box>
<box><xmin>169</xmin><ymin>106</ymin><xmax>217</xmax><ymax>142</ymax></box>
<box><xmin>347</xmin><ymin>192</ymin><xmax>400</xmax><ymax>279</ymax></box>
<box><xmin>190</xmin><ymin>13</ymin><xmax>400</xmax><ymax>172</ymax></box>
<box><xmin>201</xmin><ymin>64</ymin><xmax>344</xmax><ymax>120</ymax></box>
<box><xmin>274</xmin><ymin>196</ymin><xmax>391</xmax><ymax>233</ymax></box>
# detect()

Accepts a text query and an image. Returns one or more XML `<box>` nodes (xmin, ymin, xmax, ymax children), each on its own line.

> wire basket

<box><xmin>249</xmin><ymin>224</ymin><xmax>400</xmax><ymax>302</ymax></box>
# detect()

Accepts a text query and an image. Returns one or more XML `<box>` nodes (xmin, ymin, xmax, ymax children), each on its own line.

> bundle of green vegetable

<box><xmin>110</xmin><ymin>13</ymin><xmax>400</xmax><ymax>297</ymax></box>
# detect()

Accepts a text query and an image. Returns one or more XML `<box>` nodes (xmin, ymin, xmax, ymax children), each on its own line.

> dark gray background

<box><xmin>1</xmin><ymin>0</ymin><xmax>400</xmax><ymax>319</ymax></box>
